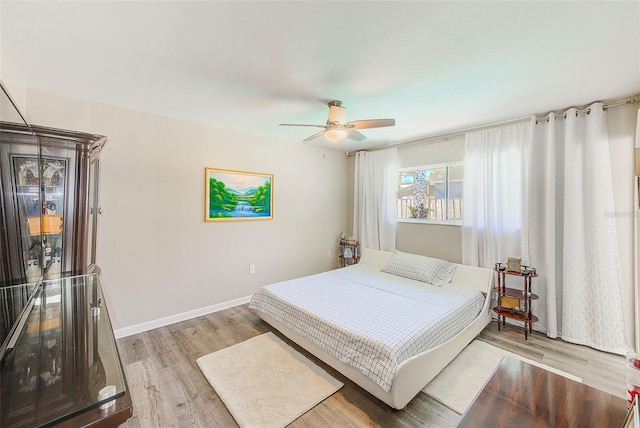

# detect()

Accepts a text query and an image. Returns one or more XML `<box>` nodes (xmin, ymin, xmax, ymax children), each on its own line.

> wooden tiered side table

<box><xmin>493</xmin><ymin>262</ymin><xmax>539</xmax><ymax>339</ymax></box>
<box><xmin>338</xmin><ymin>239</ymin><xmax>360</xmax><ymax>267</ymax></box>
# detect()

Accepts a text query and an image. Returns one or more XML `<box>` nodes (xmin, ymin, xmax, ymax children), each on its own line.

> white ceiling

<box><xmin>2</xmin><ymin>1</ymin><xmax>639</xmax><ymax>150</ymax></box>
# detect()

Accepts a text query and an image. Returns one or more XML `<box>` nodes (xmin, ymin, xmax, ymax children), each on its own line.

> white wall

<box><xmin>26</xmin><ymin>89</ymin><xmax>349</xmax><ymax>333</ymax></box>
<box><xmin>0</xmin><ymin>51</ymin><xmax>27</xmax><ymax>117</ymax></box>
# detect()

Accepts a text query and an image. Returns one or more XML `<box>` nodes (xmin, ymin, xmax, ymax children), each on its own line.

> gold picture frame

<box><xmin>205</xmin><ymin>167</ymin><xmax>273</xmax><ymax>222</ymax></box>
<box><xmin>507</xmin><ymin>257</ymin><xmax>522</xmax><ymax>273</ymax></box>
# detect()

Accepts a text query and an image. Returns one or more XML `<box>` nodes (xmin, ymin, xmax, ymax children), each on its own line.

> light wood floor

<box><xmin>116</xmin><ymin>305</ymin><xmax>627</xmax><ymax>427</ymax></box>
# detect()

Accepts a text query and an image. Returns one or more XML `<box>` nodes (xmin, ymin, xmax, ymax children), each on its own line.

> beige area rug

<box><xmin>422</xmin><ymin>339</ymin><xmax>582</xmax><ymax>414</ymax></box>
<box><xmin>196</xmin><ymin>332</ymin><xmax>343</xmax><ymax>428</ymax></box>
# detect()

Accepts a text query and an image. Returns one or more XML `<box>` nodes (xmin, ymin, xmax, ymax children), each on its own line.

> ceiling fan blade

<box><xmin>303</xmin><ymin>130</ymin><xmax>326</xmax><ymax>142</ymax></box>
<box><xmin>348</xmin><ymin>119</ymin><xmax>395</xmax><ymax>129</ymax></box>
<box><xmin>279</xmin><ymin>123</ymin><xmax>326</xmax><ymax>128</ymax></box>
<box><xmin>347</xmin><ymin>129</ymin><xmax>366</xmax><ymax>142</ymax></box>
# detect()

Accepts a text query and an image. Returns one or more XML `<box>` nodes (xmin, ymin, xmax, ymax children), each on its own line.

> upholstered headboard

<box><xmin>359</xmin><ymin>248</ymin><xmax>494</xmax><ymax>294</ymax></box>
<box><xmin>359</xmin><ymin>247</ymin><xmax>393</xmax><ymax>268</ymax></box>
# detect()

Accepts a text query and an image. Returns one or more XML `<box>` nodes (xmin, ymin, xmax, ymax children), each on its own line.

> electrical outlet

<box><xmin>326</xmin><ymin>250</ymin><xmax>331</xmax><ymax>259</ymax></box>
<box><xmin>249</xmin><ymin>264</ymin><xmax>255</xmax><ymax>274</ymax></box>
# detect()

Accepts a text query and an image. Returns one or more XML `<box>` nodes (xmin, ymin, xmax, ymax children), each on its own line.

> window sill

<box><xmin>396</xmin><ymin>218</ymin><xmax>462</xmax><ymax>226</ymax></box>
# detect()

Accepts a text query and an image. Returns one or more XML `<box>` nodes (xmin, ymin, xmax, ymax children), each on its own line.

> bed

<box><xmin>248</xmin><ymin>248</ymin><xmax>493</xmax><ymax>409</ymax></box>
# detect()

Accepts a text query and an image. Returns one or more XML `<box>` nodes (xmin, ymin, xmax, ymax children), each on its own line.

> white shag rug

<box><xmin>422</xmin><ymin>339</ymin><xmax>582</xmax><ymax>414</ymax></box>
<box><xmin>196</xmin><ymin>332</ymin><xmax>343</xmax><ymax>428</ymax></box>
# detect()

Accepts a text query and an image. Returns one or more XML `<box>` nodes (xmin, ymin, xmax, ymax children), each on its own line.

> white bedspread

<box><xmin>248</xmin><ymin>264</ymin><xmax>485</xmax><ymax>392</ymax></box>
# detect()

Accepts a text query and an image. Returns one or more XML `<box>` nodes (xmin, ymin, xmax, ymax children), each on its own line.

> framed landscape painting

<box><xmin>205</xmin><ymin>167</ymin><xmax>273</xmax><ymax>222</ymax></box>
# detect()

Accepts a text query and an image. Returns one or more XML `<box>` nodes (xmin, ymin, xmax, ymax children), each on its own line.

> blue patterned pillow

<box><xmin>381</xmin><ymin>250</ymin><xmax>456</xmax><ymax>286</ymax></box>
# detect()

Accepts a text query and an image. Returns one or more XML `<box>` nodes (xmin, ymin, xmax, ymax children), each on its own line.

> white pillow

<box><xmin>381</xmin><ymin>250</ymin><xmax>456</xmax><ymax>286</ymax></box>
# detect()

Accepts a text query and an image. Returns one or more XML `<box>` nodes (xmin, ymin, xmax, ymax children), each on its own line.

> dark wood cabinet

<box><xmin>0</xmin><ymin>122</ymin><xmax>106</xmax><ymax>287</ymax></box>
<box><xmin>493</xmin><ymin>263</ymin><xmax>539</xmax><ymax>339</ymax></box>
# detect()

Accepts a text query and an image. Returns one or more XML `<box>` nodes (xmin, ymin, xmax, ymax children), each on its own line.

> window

<box><xmin>396</xmin><ymin>162</ymin><xmax>463</xmax><ymax>223</ymax></box>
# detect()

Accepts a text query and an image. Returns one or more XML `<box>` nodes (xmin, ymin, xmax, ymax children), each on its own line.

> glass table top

<box><xmin>0</xmin><ymin>274</ymin><xmax>125</xmax><ymax>427</ymax></box>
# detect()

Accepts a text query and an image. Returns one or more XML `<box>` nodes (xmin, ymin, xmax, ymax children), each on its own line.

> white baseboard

<box><xmin>113</xmin><ymin>295</ymin><xmax>252</xmax><ymax>339</ymax></box>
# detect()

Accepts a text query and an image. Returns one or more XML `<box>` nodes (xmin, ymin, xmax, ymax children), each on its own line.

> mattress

<box><xmin>249</xmin><ymin>263</ymin><xmax>485</xmax><ymax>392</ymax></box>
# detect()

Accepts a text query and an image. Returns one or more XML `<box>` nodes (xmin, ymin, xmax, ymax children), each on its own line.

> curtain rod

<box><xmin>604</xmin><ymin>99</ymin><xmax>637</xmax><ymax>110</ymax></box>
<box><xmin>350</xmin><ymin>94</ymin><xmax>639</xmax><ymax>156</ymax></box>
<box><xmin>536</xmin><ymin>98</ymin><xmax>637</xmax><ymax>124</ymax></box>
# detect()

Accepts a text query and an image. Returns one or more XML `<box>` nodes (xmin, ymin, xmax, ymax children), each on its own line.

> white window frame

<box><xmin>396</xmin><ymin>161</ymin><xmax>463</xmax><ymax>226</ymax></box>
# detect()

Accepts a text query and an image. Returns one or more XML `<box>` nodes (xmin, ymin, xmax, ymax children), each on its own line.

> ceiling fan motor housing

<box><xmin>327</xmin><ymin>105</ymin><xmax>347</xmax><ymax>126</ymax></box>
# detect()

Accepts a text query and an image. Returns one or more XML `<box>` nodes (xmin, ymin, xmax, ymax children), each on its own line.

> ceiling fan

<box><xmin>279</xmin><ymin>100</ymin><xmax>395</xmax><ymax>143</ymax></box>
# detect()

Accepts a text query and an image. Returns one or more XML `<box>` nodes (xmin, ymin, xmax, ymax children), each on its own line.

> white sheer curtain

<box><xmin>531</xmin><ymin>103</ymin><xmax>627</xmax><ymax>353</ymax></box>
<box><xmin>462</xmin><ymin>120</ymin><xmax>533</xmax><ymax>269</ymax></box>
<box><xmin>528</xmin><ymin>111</ymin><xmax>563</xmax><ymax>339</ymax></box>
<box><xmin>353</xmin><ymin>148</ymin><xmax>397</xmax><ymax>251</ymax></box>
<box><xmin>464</xmin><ymin>103</ymin><xmax>628</xmax><ymax>354</ymax></box>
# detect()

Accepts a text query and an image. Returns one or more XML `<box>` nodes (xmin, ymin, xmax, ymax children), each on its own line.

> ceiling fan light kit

<box><xmin>324</xmin><ymin>127</ymin><xmax>348</xmax><ymax>142</ymax></box>
<box><xmin>279</xmin><ymin>100</ymin><xmax>396</xmax><ymax>143</ymax></box>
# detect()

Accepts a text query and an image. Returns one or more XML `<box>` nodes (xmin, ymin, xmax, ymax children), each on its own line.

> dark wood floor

<box><xmin>116</xmin><ymin>305</ymin><xmax>627</xmax><ymax>427</ymax></box>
